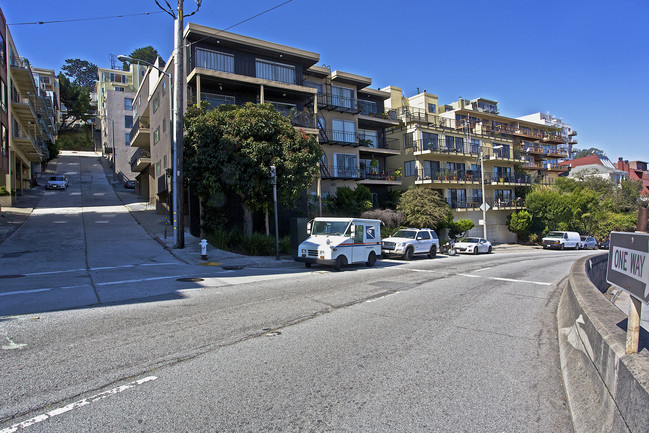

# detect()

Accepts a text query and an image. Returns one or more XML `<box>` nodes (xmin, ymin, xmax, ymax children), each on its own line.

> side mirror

<box><xmin>350</xmin><ymin>226</ymin><xmax>356</xmax><ymax>237</ymax></box>
<box><xmin>306</xmin><ymin>221</ymin><xmax>312</xmax><ymax>235</ymax></box>
<box><xmin>416</xmin><ymin>236</ymin><xmax>423</xmax><ymax>240</ymax></box>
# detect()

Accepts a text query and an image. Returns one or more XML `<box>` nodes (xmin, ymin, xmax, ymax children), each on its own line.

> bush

<box><xmin>241</xmin><ymin>233</ymin><xmax>275</xmax><ymax>256</ymax></box>
<box><xmin>0</xmin><ymin>186</ymin><xmax>10</xmax><ymax>196</ymax></box>
<box><xmin>361</xmin><ymin>208</ymin><xmax>403</xmax><ymax>228</ymax></box>
<box><xmin>279</xmin><ymin>236</ymin><xmax>292</xmax><ymax>254</ymax></box>
<box><xmin>206</xmin><ymin>228</ymin><xmax>289</xmax><ymax>256</ymax></box>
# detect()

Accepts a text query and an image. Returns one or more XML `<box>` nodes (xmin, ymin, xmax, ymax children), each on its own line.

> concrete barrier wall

<box><xmin>558</xmin><ymin>254</ymin><xmax>649</xmax><ymax>432</ymax></box>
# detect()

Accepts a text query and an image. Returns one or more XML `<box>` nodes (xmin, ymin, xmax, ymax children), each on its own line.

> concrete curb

<box><xmin>557</xmin><ymin>254</ymin><xmax>649</xmax><ymax>432</ymax></box>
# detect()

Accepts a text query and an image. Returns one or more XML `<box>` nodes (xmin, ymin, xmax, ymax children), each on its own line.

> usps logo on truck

<box><xmin>366</xmin><ymin>226</ymin><xmax>376</xmax><ymax>240</ymax></box>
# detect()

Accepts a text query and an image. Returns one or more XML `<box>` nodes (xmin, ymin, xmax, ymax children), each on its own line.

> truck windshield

<box><xmin>311</xmin><ymin>221</ymin><xmax>350</xmax><ymax>236</ymax></box>
<box><xmin>546</xmin><ymin>232</ymin><xmax>563</xmax><ymax>238</ymax></box>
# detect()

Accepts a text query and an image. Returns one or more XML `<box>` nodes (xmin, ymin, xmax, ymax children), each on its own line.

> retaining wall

<box><xmin>558</xmin><ymin>254</ymin><xmax>649</xmax><ymax>432</ymax></box>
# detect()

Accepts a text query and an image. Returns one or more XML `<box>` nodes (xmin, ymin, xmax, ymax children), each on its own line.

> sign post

<box><xmin>606</xmin><ymin>231</ymin><xmax>649</xmax><ymax>354</ymax></box>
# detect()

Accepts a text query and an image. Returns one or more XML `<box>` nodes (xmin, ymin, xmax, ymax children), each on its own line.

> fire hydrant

<box><xmin>199</xmin><ymin>239</ymin><xmax>208</xmax><ymax>260</ymax></box>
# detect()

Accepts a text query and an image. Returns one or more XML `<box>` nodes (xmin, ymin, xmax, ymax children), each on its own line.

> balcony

<box><xmin>130</xmin><ymin>117</ymin><xmax>151</xmax><ymax>148</ymax></box>
<box><xmin>513</xmin><ymin>128</ymin><xmax>544</xmax><ymax>140</ymax></box>
<box><xmin>320</xmin><ymin>164</ymin><xmax>402</xmax><ymax>183</ymax></box>
<box><xmin>319</xmin><ymin>129</ymin><xmax>359</xmax><ymax>146</ymax></box>
<box><xmin>130</xmin><ymin>148</ymin><xmax>151</xmax><ymax>172</ymax></box>
<box><xmin>316</xmin><ymin>92</ymin><xmax>360</xmax><ymax>113</ymax></box>
<box><xmin>358</xmin><ymin>134</ymin><xmax>400</xmax><ymax>155</ymax></box>
<box><xmin>12</xmin><ymin>130</ymin><xmax>44</xmax><ymax>162</ymax></box>
<box><xmin>413</xmin><ymin>138</ymin><xmax>481</xmax><ymax>157</ymax></box>
<box><xmin>10</xmin><ymin>56</ymin><xmax>37</xmax><ymax>96</ymax></box>
<box><xmin>12</xmin><ymin>97</ymin><xmax>38</xmax><ymax>127</ymax></box>
<box><xmin>416</xmin><ymin>169</ymin><xmax>482</xmax><ymax>184</ymax></box>
<box><xmin>542</xmin><ymin>133</ymin><xmax>565</xmax><ymax>144</ymax></box>
<box><xmin>484</xmin><ymin>172</ymin><xmax>531</xmax><ymax>185</ymax></box>
<box><xmin>448</xmin><ymin>197</ymin><xmax>525</xmax><ymax>211</ymax></box>
<box><xmin>274</xmin><ymin>106</ymin><xmax>316</xmax><ymax>130</ymax></box>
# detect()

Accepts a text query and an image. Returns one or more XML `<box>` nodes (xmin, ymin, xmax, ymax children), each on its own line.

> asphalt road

<box><xmin>0</xmin><ymin>153</ymin><xmax>590</xmax><ymax>432</ymax></box>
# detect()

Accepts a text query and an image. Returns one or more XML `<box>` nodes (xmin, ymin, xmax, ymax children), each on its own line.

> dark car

<box><xmin>124</xmin><ymin>180</ymin><xmax>136</xmax><ymax>189</ymax></box>
<box><xmin>598</xmin><ymin>239</ymin><xmax>610</xmax><ymax>250</ymax></box>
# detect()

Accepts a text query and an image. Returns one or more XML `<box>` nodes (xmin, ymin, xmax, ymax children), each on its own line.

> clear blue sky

<box><xmin>3</xmin><ymin>0</ymin><xmax>647</xmax><ymax>161</ymax></box>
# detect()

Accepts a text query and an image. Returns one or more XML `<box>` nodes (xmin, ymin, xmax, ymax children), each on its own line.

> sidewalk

<box><xmin>100</xmin><ymin>155</ymin><xmax>296</xmax><ymax>268</ymax></box>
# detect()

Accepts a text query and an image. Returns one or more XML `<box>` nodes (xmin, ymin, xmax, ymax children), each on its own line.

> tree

<box><xmin>571</xmin><ymin>147</ymin><xmax>604</xmax><ymax>159</ymax></box>
<box><xmin>61</xmin><ymin>58</ymin><xmax>98</xmax><ymax>91</ymax></box>
<box><xmin>507</xmin><ymin>210</ymin><xmax>533</xmax><ymax>242</ymax></box>
<box><xmin>447</xmin><ymin>218</ymin><xmax>475</xmax><ymax>239</ymax></box>
<box><xmin>183</xmin><ymin>102</ymin><xmax>322</xmax><ymax>235</ymax></box>
<box><xmin>325</xmin><ymin>185</ymin><xmax>372</xmax><ymax>216</ymax></box>
<box><xmin>122</xmin><ymin>46</ymin><xmax>162</xmax><ymax>70</ymax></box>
<box><xmin>58</xmin><ymin>73</ymin><xmax>96</xmax><ymax>132</ymax></box>
<box><xmin>396</xmin><ymin>187</ymin><xmax>451</xmax><ymax>230</ymax></box>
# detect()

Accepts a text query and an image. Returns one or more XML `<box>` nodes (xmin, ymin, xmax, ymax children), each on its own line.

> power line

<box><xmin>9</xmin><ymin>10</ymin><xmax>164</xmax><ymax>26</ymax></box>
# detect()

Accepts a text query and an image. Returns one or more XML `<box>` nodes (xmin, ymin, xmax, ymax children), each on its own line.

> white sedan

<box><xmin>454</xmin><ymin>237</ymin><xmax>492</xmax><ymax>254</ymax></box>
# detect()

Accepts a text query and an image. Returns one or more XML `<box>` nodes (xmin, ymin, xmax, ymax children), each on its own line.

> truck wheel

<box><xmin>428</xmin><ymin>245</ymin><xmax>437</xmax><ymax>258</ymax></box>
<box><xmin>404</xmin><ymin>247</ymin><xmax>414</xmax><ymax>261</ymax></box>
<box><xmin>334</xmin><ymin>255</ymin><xmax>347</xmax><ymax>271</ymax></box>
<box><xmin>305</xmin><ymin>262</ymin><xmax>311</xmax><ymax>268</ymax></box>
<box><xmin>366</xmin><ymin>251</ymin><xmax>376</xmax><ymax>267</ymax></box>
<box><xmin>560</xmin><ymin>244</ymin><xmax>564</xmax><ymax>250</ymax></box>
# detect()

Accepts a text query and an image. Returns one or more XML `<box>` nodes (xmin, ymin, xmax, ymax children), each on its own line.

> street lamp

<box><xmin>118</xmin><ymin>54</ymin><xmax>184</xmax><ymax>249</ymax></box>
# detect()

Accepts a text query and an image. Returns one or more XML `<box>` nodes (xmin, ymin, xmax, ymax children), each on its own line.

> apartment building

<box><xmin>384</xmin><ymin>89</ymin><xmax>529</xmax><ymax>242</ymax></box>
<box><xmin>2</xmin><ymin>9</ymin><xmax>58</xmax><ymax>200</ymax></box>
<box><xmin>302</xmin><ymin>66</ymin><xmax>401</xmax><ymax>207</ymax></box>
<box><xmin>96</xmin><ymin>63</ymin><xmax>147</xmax><ymax>182</ymax></box>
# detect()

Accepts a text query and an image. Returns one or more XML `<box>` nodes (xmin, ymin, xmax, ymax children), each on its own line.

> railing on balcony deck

<box><xmin>274</xmin><ymin>106</ymin><xmax>316</xmax><ymax>129</ymax></box>
<box><xmin>413</xmin><ymin>138</ymin><xmax>481</xmax><ymax>156</ymax></box>
<box><xmin>417</xmin><ymin>169</ymin><xmax>531</xmax><ymax>184</ymax></box>
<box><xmin>130</xmin><ymin>148</ymin><xmax>151</xmax><ymax>171</ymax></box>
<box><xmin>447</xmin><ymin>197</ymin><xmax>525</xmax><ymax>210</ymax></box>
<box><xmin>130</xmin><ymin>116</ymin><xmax>150</xmax><ymax>139</ymax></box>
<box><xmin>316</xmin><ymin>92</ymin><xmax>359</xmax><ymax>113</ymax></box>
<box><xmin>320</xmin><ymin>164</ymin><xmax>401</xmax><ymax>181</ymax></box>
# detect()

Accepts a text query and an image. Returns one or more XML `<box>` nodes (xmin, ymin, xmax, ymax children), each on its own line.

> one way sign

<box><xmin>607</xmin><ymin>232</ymin><xmax>649</xmax><ymax>303</ymax></box>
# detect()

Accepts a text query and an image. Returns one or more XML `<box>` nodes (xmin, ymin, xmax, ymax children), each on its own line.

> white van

<box><xmin>296</xmin><ymin>217</ymin><xmax>381</xmax><ymax>271</ymax></box>
<box><xmin>542</xmin><ymin>231</ymin><xmax>581</xmax><ymax>250</ymax></box>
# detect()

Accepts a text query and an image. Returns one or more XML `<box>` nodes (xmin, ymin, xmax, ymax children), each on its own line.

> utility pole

<box><xmin>155</xmin><ymin>0</ymin><xmax>201</xmax><ymax>249</ymax></box>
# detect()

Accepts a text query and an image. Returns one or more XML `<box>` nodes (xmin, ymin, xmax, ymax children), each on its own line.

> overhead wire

<box><xmin>9</xmin><ymin>10</ymin><xmax>165</xmax><ymax>26</ymax></box>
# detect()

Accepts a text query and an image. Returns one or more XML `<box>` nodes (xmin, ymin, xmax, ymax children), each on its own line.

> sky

<box><xmin>2</xmin><ymin>0</ymin><xmax>648</xmax><ymax>161</ymax></box>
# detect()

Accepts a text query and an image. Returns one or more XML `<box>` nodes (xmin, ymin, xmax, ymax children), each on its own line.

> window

<box><xmin>154</xmin><ymin>126</ymin><xmax>160</xmax><ymax>144</ymax></box>
<box><xmin>303</xmin><ymin>81</ymin><xmax>324</xmax><ymax>94</ymax></box>
<box><xmin>493</xmin><ymin>143</ymin><xmax>510</xmax><ymax>158</ymax></box>
<box><xmin>428</xmin><ymin>103</ymin><xmax>436</xmax><ymax>113</ymax></box>
<box><xmin>494</xmin><ymin>189</ymin><xmax>513</xmax><ymax>204</ymax></box>
<box><xmin>156</xmin><ymin>161</ymin><xmax>161</xmax><ymax>177</ymax></box>
<box><xmin>470</xmin><ymin>189</ymin><xmax>482</xmax><ymax>206</ymax></box>
<box><xmin>114</xmin><ymin>87</ymin><xmax>125</xmax><ymax>92</ymax></box>
<box><xmin>404</xmin><ymin>131</ymin><xmax>414</xmax><ymax>149</ymax></box>
<box><xmin>163</xmin><ymin>155</ymin><xmax>168</xmax><ymax>169</ymax></box>
<box><xmin>447</xmin><ymin>189</ymin><xmax>467</xmax><ymax>208</ymax></box>
<box><xmin>421</xmin><ymin>132</ymin><xmax>438</xmax><ymax>151</ymax></box>
<box><xmin>256</xmin><ymin>59</ymin><xmax>296</xmax><ymax>84</ymax></box>
<box><xmin>0</xmin><ymin>34</ymin><xmax>5</xmax><ymax>66</ymax></box>
<box><xmin>1</xmin><ymin>124</ymin><xmax>7</xmax><ymax>156</ymax></box>
<box><xmin>124</xmin><ymin>115</ymin><xmax>133</xmax><ymax>129</ymax></box>
<box><xmin>196</xmin><ymin>48</ymin><xmax>234</xmax><ymax>73</ymax></box>
<box><xmin>445</xmin><ymin>135</ymin><xmax>455</xmax><ymax>150</ymax></box>
<box><xmin>0</xmin><ymin>78</ymin><xmax>6</xmax><ymax>112</ymax></box>
<box><xmin>153</xmin><ymin>96</ymin><xmax>159</xmax><ymax>113</ymax></box>
<box><xmin>162</xmin><ymin>80</ymin><xmax>166</xmax><ymax>96</ymax></box>
<box><xmin>334</xmin><ymin>153</ymin><xmax>357</xmax><ymax>178</ymax></box>
<box><xmin>418</xmin><ymin>231</ymin><xmax>431</xmax><ymax>240</ymax></box>
<box><xmin>332</xmin><ymin>119</ymin><xmax>356</xmax><ymax>143</ymax></box>
<box><xmin>493</xmin><ymin>166</ymin><xmax>512</xmax><ymax>182</ymax></box>
<box><xmin>162</xmin><ymin>117</ymin><xmax>166</xmax><ymax>132</ymax></box>
<box><xmin>110</xmin><ymin>73</ymin><xmax>126</xmax><ymax>83</ymax></box>
<box><xmin>422</xmin><ymin>160</ymin><xmax>440</xmax><ymax>180</ymax></box>
<box><xmin>359</xmin><ymin>129</ymin><xmax>377</xmax><ymax>147</ymax></box>
<box><xmin>331</xmin><ymin>85</ymin><xmax>354</xmax><ymax>109</ymax></box>
<box><xmin>470</xmin><ymin>139</ymin><xmax>480</xmax><ymax>154</ymax></box>
<box><xmin>404</xmin><ymin>160</ymin><xmax>416</xmax><ymax>177</ymax></box>
<box><xmin>124</xmin><ymin>98</ymin><xmax>133</xmax><ymax>111</ymax></box>
<box><xmin>125</xmin><ymin>133</ymin><xmax>130</xmax><ymax>146</ymax></box>
<box><xmin>201</xmin><ymin>92</ymin><xmax>235</xmax><ymax>109</ymax></box>
<box><xmin>358</xmin><ymin>100</ymin><xmax>377</xmax><ymax>116</ymax></box>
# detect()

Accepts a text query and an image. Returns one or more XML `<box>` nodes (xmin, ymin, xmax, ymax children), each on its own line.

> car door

<box><xmin>416</xmin><ymin>231</ymin><xmax>431</xmax><ymax>253</ymax></box>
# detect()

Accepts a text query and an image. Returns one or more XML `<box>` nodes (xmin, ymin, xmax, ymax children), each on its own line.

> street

<box><xmin>0</xmin><ymin>152</ymin><xmax>588</xmax><ymax>432</ymax></box>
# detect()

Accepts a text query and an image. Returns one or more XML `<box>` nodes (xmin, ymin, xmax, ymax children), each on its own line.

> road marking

<box><xmin>1</xmin><ymin>331</ymin><xmax>26</xmax><ymax>350</ymax></box>
<box><xmin>0</xmin><ymin>376</ymin><xmax>158</xmax><ymax>433</ymax></box>
<box><xmin>20</xmin><ymin>263</ymin><xmax>179</xmax><ymax>277</ymax></box>
<box><xmin>405</xmin><ymin>268</ymin><xmax>552</xmax><ymax>286</ymax></box>
<box><xmin>0</xmin><ymin>288</ymin><xmax>50</xmax><ymax>297</ymax></box>
<box><xmin>96</xmin><ymin>275</ymin><xmax>187</xmax><ymax>286</ymax></box>
<box><xmin>458</xmin><ymin>273</ymin><xmax>481</xmax><ymax>278</ymax></box>
<box><xmin>490</xmin><ymin>276</ymin><xmax>552</xmax><ymax>286</ymax></box>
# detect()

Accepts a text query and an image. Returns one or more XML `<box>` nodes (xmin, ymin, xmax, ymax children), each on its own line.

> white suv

<box><xmin>382</xmin><ymin>228</ymin><xmax>440</xmax><ymax>260</ymax></box>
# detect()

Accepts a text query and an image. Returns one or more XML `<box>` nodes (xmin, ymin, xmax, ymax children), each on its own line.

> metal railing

<box><xmin>320</xmin><ymin>164</ymin><xmax>402</xmax><ymax>181</ymax></box>
<box><xmin>417</xmin><ymin>169</ymin><xmax>531</xmax><ymax>184</ymax></box>
<box><xmin>274</xmin><ymin>106</ymin><xmax>316</xmax><ymax>129</ymax></box>
<box><xmin>413</xmin><ymin>138</ymin><xmax>481</xmax><ymax>156</ymax></box>
<box><xmin>130</xmin><ymin>148</ymin><xmax>151</xmax><ymax>171</ymax></box>
<box><xmin>447</xmin><ymin>197</ymin><xmax>525</xmax><ymax>210</ymax></box>
<box><xmin>130</xmin><ymin>116</ymin><xmax>150</xmax><ymax>139</ymax></box>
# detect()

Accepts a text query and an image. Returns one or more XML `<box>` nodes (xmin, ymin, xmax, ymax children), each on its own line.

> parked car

<box><xmin>45</xmin><ymin>175</ymin><xmax>69</xmax><ymax>190</ymax></box>
<box><xmin>598</xmin><ymin>239</ymin><xmax>610</xmax><ymax>250</ymax></box>
<box><xmin>454</xmin><ymin>237</ymin><xmax>492</xmax><ymax>254</ymax></box>
<box><xmin>124</xmin><ymin>180</ymin><xmax>136</xmax><ymax>189</ymax></box>
<box><xmin>382</xmin><ymin>228</ymin><xmax>440</xmax><ymax>260</ymax></box>
<box><xmin>542</xmin><ymin>231</ymin><xmax>581</xmax><ymax>250</ymax></box>
<box><xmin>580</xmin><ymin>235</ymin><xmax>598</xmax><ymax>249</ymax></box>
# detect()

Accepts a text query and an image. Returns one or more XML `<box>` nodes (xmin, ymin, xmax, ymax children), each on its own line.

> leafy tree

<box><xmin>447</xmin><ymin>218</ymin><xmax>475</xmax><ymax>239</ymax></box>
<box><xmin>507</xmin><ymin>210</ymin><xmax>533</xmax><ymax>242</ymax></box>
<box><xmin>183</xmin><ymin>102</ymin><xmax>322</xmax><ymax>235</ymax></box>
<box><xmin>61</xmin><ymin>58</ymin><xmax>98</xmax><ymax>91</ymax></box>
<box><xmin>571</xmin><ymin>147</ymin><xmax>604</xmax><ymax>159</ymax></box>
<box><xmin>325</xmin><ymin>185</ymin><xmax>373</xmax><ymax>216</ymax></box>
<box><xmin>57</xmin><ymin>73</ymin><xmax>96</xmax><ymax>132</ymax></box>
<box><xmin>396</xmin><ymin>187</ymin><xmax>451</xmax><ymax>230</ymax></box>
<box><xmin>122</xmin><ymin>46</ymin><xmax>162</xmax><ymax>70</ymax></box>
<box><xmin>613</xmin><ymin>178</ymin><xmax>643</xmax><ymax>213</ymax></box>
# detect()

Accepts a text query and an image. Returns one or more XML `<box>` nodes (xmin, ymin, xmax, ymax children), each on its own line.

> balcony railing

<box><xmin>417</xmin><ymin>169</ymin><xmax>531</xmax><ymax>184</ymax></box>
<box><xmin>320</xmin><ymin>164</ymin><xmax>402</xmax><ymax>181</ymax></box>
<box><xmin>316</xmin><ymin>92</ymin><xmax>359</xmax><ymax>112</ymax></box>
<box><xmin>274</xmin><ymin>106</ymin><xmax>316</xmax><ymax>129</ymax></box>
<box><xmin>319</xmin><ymin>129</ymin><xmax>358</xmax><ymax>146</ymax></box>
<box><xmin>447</xmin><ymin>197</ymin><xmax>525</xmax><ymax>210</ymax></box>
<box><xmin>130</xmin><ymin>116</ymin><xmax>150</xmax><ymax>138</ymax></box>
<box><xmin>413</xmin><ymin>138</ymin><xmax>481</xmax><ymax>156</ymax></box>
<box><xmin>130</xmin><ymin>148</ymin><xmax>151</xmax><ymax>172</ymax></box>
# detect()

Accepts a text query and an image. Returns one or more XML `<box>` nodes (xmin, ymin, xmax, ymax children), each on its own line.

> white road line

<box><xmin>22</xmin><ymin>268</ymin><xmax>86</xmax><ymax>276</ymax></box>
<box><xmin>0</xmin><ymin>289</ymin><xmax>50</xmax><ymax>297</ymax></box>
<box><xmin>96</xmin><ymin>275</ymin><xmax>186</xmax><ymax>286</ymax></box>
<box><xmin>457</xmin><ymin>273</ymin><xmax>481</xmax><ymax>278</ymax></box>
<box><xmin>405</xmin><ymin>268</ymin><xmax>552</xmax><ymax>286</ymax></box>
<box><xmin>490</xmin><ymin>276</ymin><xmax>552</xmax><ymax>286</ymax></box>
<box><xmin>18</xmin><ymin>263</ymin><xmax>180</xmax><ymax>277</ymax></box>
<box><xmin>0</xmin><ymin>376</ymin><xmax>157</xmax><ymax>433</ymax></box>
